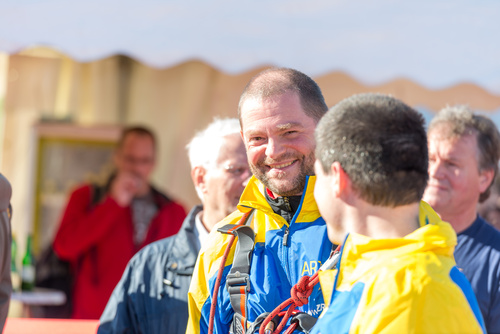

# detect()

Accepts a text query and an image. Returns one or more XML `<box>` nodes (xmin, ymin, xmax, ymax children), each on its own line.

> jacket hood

<box><xmin>332</xmin><ymin>201</ymin><xmax>457</xmax><ymax>295</ymax></box>
<box><xmin>343</xmin><ymin>201</ymin><xmax>456</xmax><ymax>265</ymax></box>
<box><xmin>320</xmin><ymin>201</ymin><xmax>457</xmax><ymax>307</ymax></box>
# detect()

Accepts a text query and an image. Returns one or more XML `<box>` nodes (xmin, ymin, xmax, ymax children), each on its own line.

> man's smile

<box><xmin>267</xmin><ymin>160</ymin><xmax>296</xmax><ymax>170</ymax></box>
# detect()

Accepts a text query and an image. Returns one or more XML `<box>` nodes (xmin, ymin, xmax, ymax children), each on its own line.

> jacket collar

<box><xmin>337</xmin><ymin>201</ymin><xmax>456</xmax><ymax>283</ymax></box>
<box><xmin>237</xmin><ymin>175</ymin><xmax>321</xmax><ymax>224</ymax></box>
<box><xmin>265</xmin><ymin>190</ymin><xmax>302</xmax><ymax>224</ymax></box>
<box><xmin>166</xmin><ymin>205</ymin><xmax>203</xmax><ymax>273</ymax></box>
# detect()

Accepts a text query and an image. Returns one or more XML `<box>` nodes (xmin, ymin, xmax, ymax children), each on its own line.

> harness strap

<box><xmin>208</xmin><ymin>211</ymin><xmax>253</xmax><ymax>334</ymax></box>
<box><xmin>217</xmin><ymin>209</ymin><xmax>255</xmax><ymax>333</ymax></box>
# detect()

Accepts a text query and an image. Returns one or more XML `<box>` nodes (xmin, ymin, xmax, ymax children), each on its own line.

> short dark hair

<box><xmin>315</xmin><ymin>93</ymin><xmax>428</xmax><ymax>207</ymax></box>
<box><xmin>428</xmin><ymin>106</ymin><xmax>500</xmax><ymax>202</ymax></box>
<box><xmin>118</xmin><ymin>125</ymin><xmax>156</xmax><ymax>151</ymax></box>
<box><xmin>238</xmin><ymin>68</ymin><xmax>328</xmax><ymax>126</ymax></box>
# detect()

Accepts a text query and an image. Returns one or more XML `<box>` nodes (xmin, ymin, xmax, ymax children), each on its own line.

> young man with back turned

<box><xmin>311</xmin><ymin>94</ymin><xmax>484</xmax><ymax>333</ymax></box>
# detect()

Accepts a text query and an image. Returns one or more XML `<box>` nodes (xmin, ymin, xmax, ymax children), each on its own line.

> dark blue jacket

<box><xmin>455</xmin><ymin>215</ymin><xmax>500</xmax><ymax>334</ymax></box>
<box><xmin>98</xmin><ymin>205</ymin><xmax>202</xmax><ymax>334</ymax></box>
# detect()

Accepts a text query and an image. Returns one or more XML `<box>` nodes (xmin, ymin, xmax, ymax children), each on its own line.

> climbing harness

<box><xmin>207</xmin><ymin>208</ymin><xmax>340</xmax><ymax>334</ymax></box>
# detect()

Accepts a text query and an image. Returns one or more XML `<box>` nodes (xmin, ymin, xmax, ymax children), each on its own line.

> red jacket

<box><xmin>53</xmin><ymin>184</ymin><xmax>186</xmax><ymax>319</ymax></box>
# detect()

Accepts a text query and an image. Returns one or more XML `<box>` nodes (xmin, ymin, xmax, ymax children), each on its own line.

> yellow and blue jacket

<box><xmin>311</xmin><ymin>201</ymin><xmax>485</xmax><ymax>334</ymax></box>
<box><xmin>187</xmin><ymin>175</ymin><xmax>333</xmax><ymax>333</ymax></box>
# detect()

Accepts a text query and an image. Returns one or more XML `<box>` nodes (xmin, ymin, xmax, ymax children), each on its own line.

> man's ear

<box><xmin>191</xmin><ymin>166</ymin><xmax>207</xmax><ymax>195</ymax></box>
<box><xmin>479</xmin><ymin>168</ymin><xmax>495</xmax><ymax>193</ymax></box>
<box><xmin>240</xmin><ymin>131</ymin><xmax>248</xmax><ymax>151</ymax></box>
<box><xmin>331</xmin><ymin>162</ymin><xmax>352</xmax><ymax>198</ymax></box>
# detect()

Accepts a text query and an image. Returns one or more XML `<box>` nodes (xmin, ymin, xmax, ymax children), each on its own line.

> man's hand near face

<box><xmin>109</xmin><ymin>172</ymin><xmax>143</xmax><ymax>207</ymax></box>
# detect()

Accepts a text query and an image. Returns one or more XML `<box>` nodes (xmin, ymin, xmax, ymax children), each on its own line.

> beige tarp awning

<box><xmin>1</xmin><ymin>0</ymin><xmax>500</xmax><ymax>95</ymax></box>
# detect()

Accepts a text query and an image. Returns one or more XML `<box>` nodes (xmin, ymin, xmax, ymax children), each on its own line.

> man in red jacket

<box><xmin>53</xmin><ymin>126</ymin><xmax>186</xmax><ymax>319</ymax></box>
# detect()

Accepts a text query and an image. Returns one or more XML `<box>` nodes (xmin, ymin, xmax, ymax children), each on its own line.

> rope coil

<box><xmin>259</xmin><ymin>245</ymin><xmax>341</xmax><ymax>334</ymax></box>
<box><xmin>259</xmin><ymin>273</ymin><xmax>320</xmax><ymax>334</ymax></box>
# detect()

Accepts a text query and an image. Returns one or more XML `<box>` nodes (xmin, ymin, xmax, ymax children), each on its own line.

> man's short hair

<box><xmin>428</xmin><ymin>105</ymin><xmax>500</xmax><ymax>202</ymax></box>
<box><xmin>186</xmin><ymin>118</ymin><xmax>241</xmax><ymax>169</ymax></box>
<box><xmin>118</xmin><ymin>125</ymin><xmax>156</xmax><ymax>150</ymax></box>
<box><xmin>315</xmin><ymin>93</ymin><xmax>428</xmax><ymax>207</ymax></box>
<box><xmin>237</xmin><ymin>67</ymin><xmax>328</xmax><ymax>126</ymax></box>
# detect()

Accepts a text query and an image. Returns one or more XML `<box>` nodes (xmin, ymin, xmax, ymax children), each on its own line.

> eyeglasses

<box><xmin>224</xmin><ymin>164</ymin><xmax>250</xmax><ymax>177</ymax></box>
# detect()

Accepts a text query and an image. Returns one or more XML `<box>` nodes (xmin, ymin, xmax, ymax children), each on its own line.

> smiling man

<box><xmin>187</xmin><ymin>68</ymin><xmax>333</xmax><ymax>334</ymax></box>
<box><xmin>423</xmin><ymin>106</ymin><xmax>500</xmax><ymax>333</ymax></box>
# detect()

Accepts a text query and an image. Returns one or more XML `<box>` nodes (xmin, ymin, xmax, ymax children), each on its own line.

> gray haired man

<box><xmin>423</xmin><ymin>106</ymin><xmax>500</xmax><ymax>333</ymax></box>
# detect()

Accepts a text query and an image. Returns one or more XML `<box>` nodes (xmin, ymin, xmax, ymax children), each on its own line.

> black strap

<box><xmin>290</xmin><ymin>312</ymin><xmax>317</xmax><ymax>334</ymax></box>
<box><xmin>218</xmin><ymin>209</ymin><xmax>255</xmax><ymax>333</ymax></box>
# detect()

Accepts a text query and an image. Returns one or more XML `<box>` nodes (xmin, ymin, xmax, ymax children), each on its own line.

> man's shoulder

<box><xmin>465</xmin><ymin>216</ymin><xmax>500</xmax><ymax>251</ymax></box>
<box><xmin>478</xmin><ymin>216</ymin><xmax>500</xmax><ymax>237</ymax></box>
<box><xmin>129</xmin><ymin>237</ymin><xmax>174</xmax><ymax>268</ymax></box>
<box><xmin>65</xmin><ymin>183</ymin><xmax>95</xmax><ymax>204</ymax></box>
<box><xmin>69</xmin><ymin>183</ymin><xmax>93</xmax><ymax>195</ymax></box>
<box><xmin>150</xmin><ymin>185</ymin><xmax>173</xmax><ymax>206</ymax></box>
<box><xmin>151</xmin><ymin>187</ymin><xmax>186</xmax><ymax>214</ymax></box>
<box><xmin>455</xmin><ymin>218</ymin><xmax>500</xmax><ymax>284</ymax></box>
<box><xmin>200</xmin><ymin>211</ymin><xmax>246</xmax><ymax>258</ymax></box>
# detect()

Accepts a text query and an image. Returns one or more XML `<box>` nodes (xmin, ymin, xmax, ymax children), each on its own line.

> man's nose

<box><xmin>428</xmin><ymin>159</ymin><xmax>444</xmax><ymax>179</ymax></box>
<box><xmin>265</xmin><ymin>138</ymin><xmax>286</xmax><ymax>159</ymax></box>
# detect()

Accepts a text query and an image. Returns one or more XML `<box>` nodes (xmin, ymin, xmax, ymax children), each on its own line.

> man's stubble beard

<box><xmin>250</xmin><ymin>151</ymin><xmax>316</xmax><ymax>196</ymax></box>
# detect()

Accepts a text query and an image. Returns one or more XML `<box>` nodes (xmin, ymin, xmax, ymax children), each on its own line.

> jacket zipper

<box><xmin>283</xmin><ymin>196</ymin><xmax>292</xmax><ymax>246</ymax></box>
<box><xmin>283</xmin><ymin>227</ymin><xmax>290</xmax><ymax>246</ymax></box>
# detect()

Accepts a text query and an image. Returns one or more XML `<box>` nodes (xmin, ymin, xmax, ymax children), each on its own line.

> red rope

<box><xmin>259</xmin><ymin>244</ymin><xmax>341</xmax><ymax>334</ymax></box>
<box><xmin>208</xmin><ymin>211</ymin><xmax>252</xmax><ymax>334</ymax></box>
<box><xmin>283</xmin><ymin>323</ymin><xmax>298</xmax><ymax>334</ymax></box>
<box><xmin>259</xmin><ymin>273</ymin><xmax>320</xmax><ymax>334</ymax></box>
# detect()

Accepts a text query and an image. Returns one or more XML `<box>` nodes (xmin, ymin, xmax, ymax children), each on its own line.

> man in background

<box><xmin>98</xmin><ymin>118</ymin><xmax>250</xmax><ymax>334</ymax></box>
<box><xmin>311</xmin><ymin>94</ymin><xmax>484</xmax><ymax>333</ymax></box>
<box><xmin>423</xmin><ymin>106</ymin><xmax>500</xmax><ymax>333</ymax></box>
<box><xmin>0</xmin><ymin>174</ymin><xmax>12</xmax><ymax>332</ymax></box>
<box><xmin>54</xmin><ymin>126</ymin><xmax>186</xmax><ymax>319</ymax></box>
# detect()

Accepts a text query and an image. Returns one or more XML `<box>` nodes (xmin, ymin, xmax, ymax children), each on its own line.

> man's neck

<box><xmin>266</xmin><ymin>188</ymin><xmax>303</xmax><ymax>199</ymax></box>
<box><xmin>345</xmin><ymin>201</ymin><xmax>421</xmax><ymax>239</ymax></box>
<box><xmin>135</xmin><ymin>184</ymin><xmax>152</xmax><ymax>197</ymax></box>
<box><xmin>195</xmin><ymin>210</ymin><xmax>210</xmax><ymax>233</ymax></box>
<box><xmin>201</xmin><ymin>209</ymin><xmax>225</xmax><ymax>233</ymax></box>
<box><xmin>437</xmin><ymin>206</ymin><xmax>477</xmax><ymax>234</ymax></box>
<box><xmin>265</xmin><ymin>189</ymin><xmax>302</xmax><ymax>224</ymax></box>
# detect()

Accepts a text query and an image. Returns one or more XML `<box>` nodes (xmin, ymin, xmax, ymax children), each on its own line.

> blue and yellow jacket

<box><xmin>311</xmin><ymin>201</ymin><xmax>485</xmax><ymax>334</ymax></box>
<box><xmin>187</xmin><ymin>175</ymin><xmax>333</xmax><ymax>333</ymax></box>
